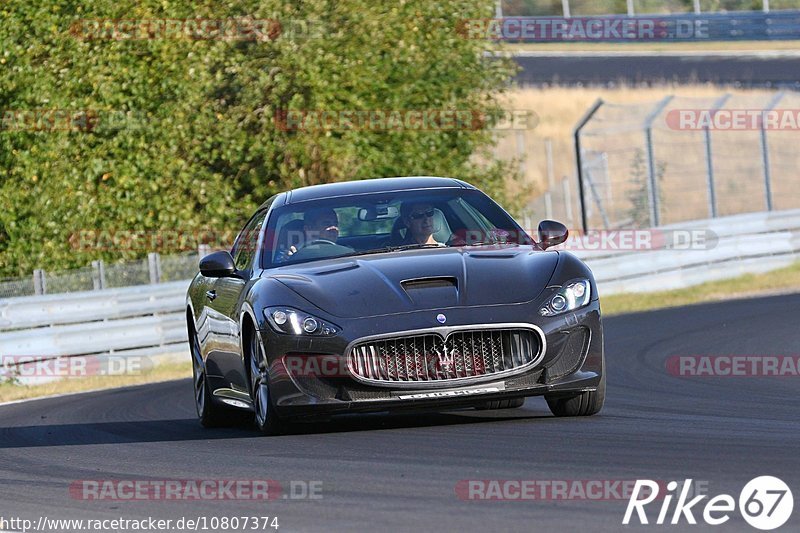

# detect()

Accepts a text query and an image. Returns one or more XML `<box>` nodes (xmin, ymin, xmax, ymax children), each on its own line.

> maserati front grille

<box><xmin>347</xmin><ymin>326</ymin><xmax>544</xmax><ymax>387</ymax></box>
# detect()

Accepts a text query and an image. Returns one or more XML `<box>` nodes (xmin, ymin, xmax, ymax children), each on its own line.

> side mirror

<box><xmin>537</xmin><ymin>220</ymin><xmax>569</xmax><ymax>250</ymax></box>
<box><xmin>199</xmin><ymin>251</ymin><xmax>237</xmax><ymax>278</ymax></box>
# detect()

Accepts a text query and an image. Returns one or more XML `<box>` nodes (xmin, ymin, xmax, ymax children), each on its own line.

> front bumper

<box><xmin>260</xmin><ymin>300</ymin><xmax>603</xmax><ymax>418</ymax></box>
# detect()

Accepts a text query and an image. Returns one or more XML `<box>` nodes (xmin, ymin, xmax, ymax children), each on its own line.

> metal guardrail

<box><xmin>1</xmin><ymin>210</ymin><xmax>799</xmax><ymax>363</ymax></box>
<box><xmin>0</xmin><ymin>280</ymin><xmax>190</xmax><ymax>331</ymax></box>
<box><xmin>502</xmin><ymin>11</ymin><xmax>800</xmax><ymax>42</ymax></box>
<box><xmin>568</xmin><ymin>209</ymin><xmax>800</xmax><ymax>292</ymax></box>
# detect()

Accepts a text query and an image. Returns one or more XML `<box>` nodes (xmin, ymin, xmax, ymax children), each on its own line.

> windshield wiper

<box><xmin>347</xmin><ymin>243</ymin><xmax>446</xmax><ymax>258</ymax></box>
<box><xmin>390</xmin><ymin>243</ymin><xmax>446</xmax><ymax>251</ymax></box>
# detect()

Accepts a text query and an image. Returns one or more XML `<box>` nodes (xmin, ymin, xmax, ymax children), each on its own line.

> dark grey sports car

<box><xmin>186</xmin><ymin>177</ymin><xmax>604</xmax><ymax>434</ymax></box>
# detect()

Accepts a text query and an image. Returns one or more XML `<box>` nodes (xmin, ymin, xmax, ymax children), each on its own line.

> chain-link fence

<box><xmin>529</xmin><ymin>92</ymin><xmax>800</xmax><ymax>231</ymax></box>
<box><xmin>0</xmin><ymin>252</ymin><xmax>201</xmax><ymax>299</ymax></box>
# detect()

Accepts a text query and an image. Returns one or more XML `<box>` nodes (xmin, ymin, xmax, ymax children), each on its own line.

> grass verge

<box><xmin>0</xmin><ymin>360</ymin><xmax>192</xmax><ymax>403</ymax></box>
<box><xmin>601</xmin><ymin>261</ymin><xmax>800</xmax><ymax>316</ymax></box>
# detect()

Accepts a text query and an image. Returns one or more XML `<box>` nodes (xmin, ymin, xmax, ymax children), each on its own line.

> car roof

<box><xmin>269</xmin><ymin>176</ymin><xmax>475</xmax><ymax>207</ymax></box>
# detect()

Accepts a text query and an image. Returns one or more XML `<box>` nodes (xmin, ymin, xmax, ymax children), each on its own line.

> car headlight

<box><xmin>265</xmin><ymin>307</ymin><xmax>340</xmax><ymax>336</ymax></box>
<box><xmin>539</xmin><ymin>279</ymin><xmax>591</xmax><ymax>316</ymax></box>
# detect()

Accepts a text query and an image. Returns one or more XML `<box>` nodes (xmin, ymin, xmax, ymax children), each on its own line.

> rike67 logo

<box><xmin>623</xmin><ymin>477</ymin><xmax>793</xmax><ymax>530</ymax></box>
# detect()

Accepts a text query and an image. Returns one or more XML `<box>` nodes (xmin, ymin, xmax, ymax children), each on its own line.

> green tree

<box><xmin>0</xmin><ymin>1</ymin><xmax>518</xmax><ymax>277</ymax></box>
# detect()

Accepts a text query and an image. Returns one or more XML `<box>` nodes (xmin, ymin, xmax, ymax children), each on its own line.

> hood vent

<box><xmin>401</xmin><ymin>277</ymin><xmax>459</xmax><ymax>307</ymax></box>
<box><xmin>401</xmin><ymin>277</ymin><xmax>457</xmax><ymax>291</ymax></box>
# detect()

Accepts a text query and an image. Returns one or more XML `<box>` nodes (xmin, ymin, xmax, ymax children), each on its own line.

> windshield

<box><xmin>261</xmin><ymin>188</ymin><xmax>533</xmax><ymax>268</ymax></box>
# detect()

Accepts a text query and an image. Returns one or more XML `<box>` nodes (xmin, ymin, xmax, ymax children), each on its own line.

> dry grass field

<box><xmin>495</xmin><ymin>85</ymin><xmax>800</xmax><ymax>226</ymax></box>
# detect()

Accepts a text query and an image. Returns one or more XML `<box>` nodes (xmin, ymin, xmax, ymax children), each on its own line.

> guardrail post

<box><xmin>643</xmin><ymin>96</ymin><xmax>674</xmax><ymax>228</ymax></box>
<box><xmin>573</xmin><ymin>99</ymin><xmax>604</xmax><ymax>232</ymax></box>
<box><xmin>33</xmin><ymin>269</ymin><xmax>47</xmax><ymax>295</ymax></box>
<box><xmin>198</xmin><ymin>244</ymin><xmax>211</xmax><ymax>259</ymax></box>
<box><xmin>148</xmin><ymin>252</ymin><xmax>162</xmax><ymax>284</ymax></box>
<box><xmin>761</xmin><ymin>91</ymin><xmax>784</xmax><ymax>212</ymax></box>
<box><xmin>704</xmin><ymin>94</ymin><xmax>731</xmax><ymax>219</ymax></box>
<box><xmin>92</xmin><ymin>260</ymin><xmax>106</xmax><ymax>290</ymax></box>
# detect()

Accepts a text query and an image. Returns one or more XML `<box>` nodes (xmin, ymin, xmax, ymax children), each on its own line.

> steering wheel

<box><xmin>304</xmin><ymin>239</ymin><xmax>338</xmax><ymax>247</ymax></box>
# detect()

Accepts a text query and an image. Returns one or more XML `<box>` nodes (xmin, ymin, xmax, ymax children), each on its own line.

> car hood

<box><xmin>268</xmin><ymin>247</ymin><xmax>558</xmax><ymax>319</ymax></box>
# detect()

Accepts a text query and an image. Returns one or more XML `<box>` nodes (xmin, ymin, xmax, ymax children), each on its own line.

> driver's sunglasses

<box><xmin>409</xmin><ymin>209</ymin><xmax>435</xmax><ymax>220</ymax></box>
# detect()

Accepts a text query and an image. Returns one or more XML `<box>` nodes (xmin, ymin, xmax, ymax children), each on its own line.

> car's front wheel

<box><xmin>545</xmin><ymin>370</ymin><xmax>605</xmax><ymax>417</ymax></box>
<box><xmin>248</xmin><ymin>330</ymin><xmax>285</xmax><ymax>435</ymax></box>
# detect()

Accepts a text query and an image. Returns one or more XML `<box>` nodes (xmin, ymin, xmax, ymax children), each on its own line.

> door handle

<box><xmin>206</xmin><ymin>290</ymin><xmax>217</xmax><ymax>301</ymax></box>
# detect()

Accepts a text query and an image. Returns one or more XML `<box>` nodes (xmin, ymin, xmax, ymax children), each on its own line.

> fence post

<box><xmin>92</xmin><ymin>260</ymin><xmax>106</xmax><ymax>290</ymax></box>
<box><xmin>562</xmin><ymin>176</ymin><xmax>574</xmax><ymax>226</ymax></box>
<box><xmin>198</xmin><ymin>244</ymin><xmax>211</xmax><ymax>259</ymax></box>
<box><xmin>761</xmin><ymin>91</ymin><xmax>785</xmax><ymax>211</ymax></box>
<box><xmin>544</xmin><ymin>192</ymin><xmax>553</xmax><ymax>219</ymax></box>
<box><xmin>33</xmin><ymin>269</ymin><xmax>46</xmax><ymax>295</ymax></box>
<box><xmin>148</xmin><ymin>252</ymin><xmax>162</xmax><ymax>284</ymax></box>
<box><xmin>643</xmin><ymin>96</ymin><xmax>674</xmax><ymax>228</ymax></box>
<box><xmin>627</xmin><ymin>0</ymin><xmax>635</xmax><ymax>17</ymax></box>
<box><xmin>545</xmin><ymin>138</ymin><xmax>556</xmax><ymax>189</ymax></box>
<box><xmin>544</xmin><ymin>138</ymin><xmax>555</xmax><ymax>219</ymax></box>
<box><xmin>704</xmin><ymin>94</ymin><xmax>731</xmax><ymax>219</ymax></box>
<box><xmin>495</xmin><ymin>0</ymin><xmax>503</xmax><ymax>18</ymax></box>
<box><xmin>693</xmin><ymin>0</ymin><xmax>701</xmax><ymax>14</ymax></box>
<box><xmin>573</xmin><ymin>98</ymin><xmax>604</xmax><ymax>232</ymax></box>
<box><xmin>763</xmin><ymin>0</ymin><xmax>770</xmax><ymax>13</ymax></box>
<box><xmin>515</xmin><ymin>130</ymin><xmax>526</xmax><ymax>183</ymax></box>
<box><xmin>562</xmin><ymin>0</ymin><xmax>571</xmax><ymax>18</ymax></box>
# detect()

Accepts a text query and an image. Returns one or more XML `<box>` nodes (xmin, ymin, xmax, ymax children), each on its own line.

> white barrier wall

<box><xmin>1</xmin><ymin>210</ymin><xmax>799</xmax><ymax>362</ymax></box>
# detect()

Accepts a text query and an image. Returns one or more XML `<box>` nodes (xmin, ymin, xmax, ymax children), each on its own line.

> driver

<box><xmin>392</xmin><ymin>202</ymin><xmax>445</xmax><ymax>246</ymax></box>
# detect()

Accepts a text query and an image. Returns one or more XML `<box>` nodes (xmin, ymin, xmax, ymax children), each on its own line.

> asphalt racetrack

<box><xmin>1</xmin><ymin>293</ymin><xmax>798</xmax><ymax>532</ymax></box>
<box><xmin>513</xmin><ymin>52</ymin><xmax>800</xmax><ymax>87</ymax></box>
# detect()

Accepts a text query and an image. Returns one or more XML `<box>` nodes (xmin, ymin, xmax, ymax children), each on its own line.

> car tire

<box><xmin>475</xmin><ymin>398</ymin><xmax>525</xmax><ymax>410</ymax></box>
<box><xmin>248</xmin><ymin>330</ymin><xmax>286</xmax><ymax>436</ymax></box>
<box><xmin>189</xmin><ymin>321</ymin><xmax>233</xmax><ymax>427</ymax></box>
<box><xmin>545</xmin><ymin>369</ymin><xmax>606</xmax><ymax>417</ymax></box>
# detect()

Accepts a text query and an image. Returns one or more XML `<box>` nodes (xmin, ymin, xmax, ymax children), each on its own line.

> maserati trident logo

<box><xmin>436</xmin><ymin>313</ymin><xmax>446</xmax><ymax>324</ymax></box>
<box><xmin>432</xmin><ymin>344</ymin><xmax>455</xmax><ymax>375</ymax></box>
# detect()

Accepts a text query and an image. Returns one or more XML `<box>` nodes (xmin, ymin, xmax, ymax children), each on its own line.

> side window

<box><xmin>232</xmin><ymin>210</ymin><xmax>268</xmax><ymax>272</ymax></box>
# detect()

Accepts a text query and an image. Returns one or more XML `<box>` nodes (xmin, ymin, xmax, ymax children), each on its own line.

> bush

<box><xmin>0</xmin><ymin>0</ymin><xmax>517</xmax><ymax>277</ymax></box>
